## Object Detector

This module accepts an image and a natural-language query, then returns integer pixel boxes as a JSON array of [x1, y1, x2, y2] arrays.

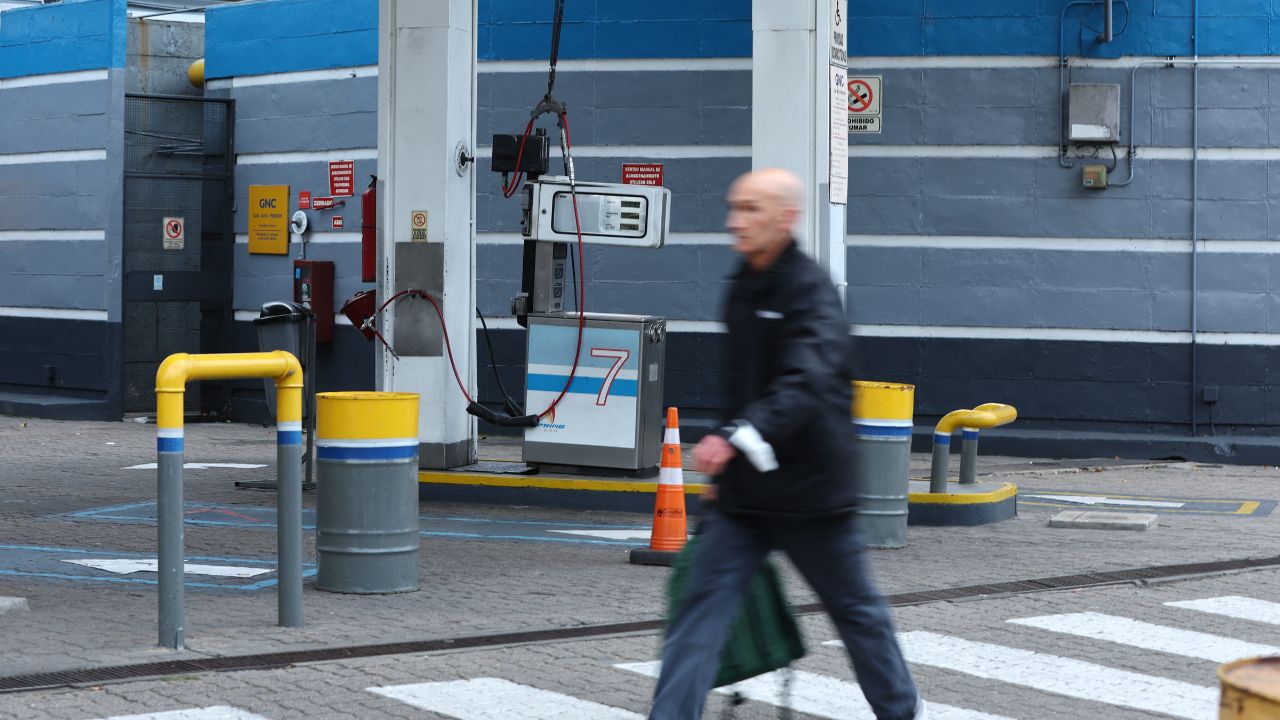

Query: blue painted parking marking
[[0, 544, 316, 591], [68, 503, 652, 546]]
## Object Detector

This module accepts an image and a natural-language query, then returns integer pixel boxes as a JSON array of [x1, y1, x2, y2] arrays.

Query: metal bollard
[[155, 351, 305, 650], [850, 381, 915, 549], [315, 392, 421, 594], [929, 403, 1017, 493]]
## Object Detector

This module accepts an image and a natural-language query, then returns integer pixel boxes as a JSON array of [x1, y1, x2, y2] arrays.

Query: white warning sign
[[162, 217, 185, 250], [848, 75, 882, 134]]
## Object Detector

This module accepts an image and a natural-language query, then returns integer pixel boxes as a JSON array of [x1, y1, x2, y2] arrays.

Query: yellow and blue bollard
[[155, 351, 304, 650]]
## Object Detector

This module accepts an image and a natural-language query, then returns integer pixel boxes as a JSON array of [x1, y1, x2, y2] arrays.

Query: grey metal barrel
[[315, 391, 421, 593], [850, 380, 915, 549]]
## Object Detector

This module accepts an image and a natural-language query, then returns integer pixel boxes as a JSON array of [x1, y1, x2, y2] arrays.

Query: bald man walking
[[649, 169, 923, 720]]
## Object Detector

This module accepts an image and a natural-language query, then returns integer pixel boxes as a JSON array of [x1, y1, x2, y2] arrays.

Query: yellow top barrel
[[1220, 657, 1280, 719]]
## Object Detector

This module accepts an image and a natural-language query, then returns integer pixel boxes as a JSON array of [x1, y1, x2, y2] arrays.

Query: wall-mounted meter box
[[1068, 83, 1121, 144], [522, 177, 670, 248]]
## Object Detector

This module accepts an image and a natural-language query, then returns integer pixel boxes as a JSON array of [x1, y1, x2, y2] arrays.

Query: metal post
[[959, 429, 979, 484], [277, 415, 303, 626], [156, 426, 184, 650], [929, 432, 950, 494]]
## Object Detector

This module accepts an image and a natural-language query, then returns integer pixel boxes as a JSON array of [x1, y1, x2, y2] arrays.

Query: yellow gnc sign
[[249, 185, 290, 255]]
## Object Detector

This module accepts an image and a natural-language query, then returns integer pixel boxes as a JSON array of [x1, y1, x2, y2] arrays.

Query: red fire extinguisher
[[361, 175, 377, 283]]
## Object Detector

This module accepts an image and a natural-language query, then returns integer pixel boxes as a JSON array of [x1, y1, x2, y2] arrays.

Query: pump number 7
[[589, 348, 630, 406]]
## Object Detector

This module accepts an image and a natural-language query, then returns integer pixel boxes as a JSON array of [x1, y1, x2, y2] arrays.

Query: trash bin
[[851, 380, 915, 549], [315, 391, 421, 594], [254, 301, 313, 421]]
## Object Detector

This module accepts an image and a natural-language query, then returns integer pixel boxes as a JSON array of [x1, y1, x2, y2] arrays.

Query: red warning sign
[[298, 191, 311, 209], [622, 163, 664, 186], [329, 160, 355, 197], [332, 216, 344, 229], [312, 196, 335, 210]]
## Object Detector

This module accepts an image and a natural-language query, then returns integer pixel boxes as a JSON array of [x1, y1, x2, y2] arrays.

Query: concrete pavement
[[1, 416, 1279, 717]]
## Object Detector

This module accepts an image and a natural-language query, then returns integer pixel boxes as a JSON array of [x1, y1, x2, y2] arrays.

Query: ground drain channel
[[3, 553, 1278, 693]]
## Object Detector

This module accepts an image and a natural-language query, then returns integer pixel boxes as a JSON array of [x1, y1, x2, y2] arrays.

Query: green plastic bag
[[666, 534, 807, 688]]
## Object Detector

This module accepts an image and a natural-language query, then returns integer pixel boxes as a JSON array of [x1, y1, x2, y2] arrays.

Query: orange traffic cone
[[629, 407, 688, 566]]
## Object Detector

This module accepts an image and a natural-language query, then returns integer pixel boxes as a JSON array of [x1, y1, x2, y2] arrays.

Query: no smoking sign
[[848, 75, 882, 134], [162, 216, 185, 250]]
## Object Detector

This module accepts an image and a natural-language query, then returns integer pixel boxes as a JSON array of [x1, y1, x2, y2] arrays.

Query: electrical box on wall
[[1068, 83, 1121, 144], [1082, 164, 1108, 189]]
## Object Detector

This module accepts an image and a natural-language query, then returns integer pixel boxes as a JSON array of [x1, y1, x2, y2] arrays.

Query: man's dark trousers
[[649, 509, 918, 720]]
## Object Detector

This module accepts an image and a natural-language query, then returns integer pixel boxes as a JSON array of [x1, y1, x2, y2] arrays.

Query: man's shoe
[[912, 697, 928, 720]]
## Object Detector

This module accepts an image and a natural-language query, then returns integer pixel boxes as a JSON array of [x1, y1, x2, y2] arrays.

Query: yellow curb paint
[[907, 483, 1018, 505], [419, 471, 708, 495]]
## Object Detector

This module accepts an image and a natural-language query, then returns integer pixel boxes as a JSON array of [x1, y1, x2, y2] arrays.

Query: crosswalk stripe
[[366, 678, 644, 720], [93, 708, 268, 720], [1166, 595, 1280, 626], [615, 660, 1014, 720], [885, 632, 1218, 720], [1008, 611, 1280, 662]]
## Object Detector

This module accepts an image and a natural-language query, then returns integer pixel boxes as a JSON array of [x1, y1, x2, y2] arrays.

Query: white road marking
[[548, 529, 657, 541], [1023, 494, 1185, 508], [886, 632, 1218, 720], [615, 660, 1012, 720], [1008, 611, 1280, 662], [1167, 596, 1280, 625], [62, 559, 272, 578], [93, 707, 269, 720], [0, 596, 27, 615], [367, 678, 644, 720], [124, 463, 266, 470]]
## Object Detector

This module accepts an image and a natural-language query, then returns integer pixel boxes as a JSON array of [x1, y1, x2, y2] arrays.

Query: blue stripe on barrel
[[316, 445, 417, 461], [854, 424, 914, 438]]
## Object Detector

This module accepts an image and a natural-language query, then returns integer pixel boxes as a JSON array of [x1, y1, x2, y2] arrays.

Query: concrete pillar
[[377, 0, 477, 469], [751, 0, 848, 304]]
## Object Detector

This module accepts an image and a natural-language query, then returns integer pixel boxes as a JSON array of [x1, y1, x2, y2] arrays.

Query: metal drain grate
[[4, 554, 1278, 694]]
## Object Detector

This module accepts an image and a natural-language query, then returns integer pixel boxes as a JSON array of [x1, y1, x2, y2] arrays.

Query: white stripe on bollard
[[367, 678, 644, 719], [886, 632, 1218, 720], [615, 661, 1013, 720], [1166, 595, 1280, 626], [1008, 611, 1280, 662]]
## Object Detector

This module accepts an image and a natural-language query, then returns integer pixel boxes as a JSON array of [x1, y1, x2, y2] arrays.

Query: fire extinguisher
[[361, 175, 377, 283]]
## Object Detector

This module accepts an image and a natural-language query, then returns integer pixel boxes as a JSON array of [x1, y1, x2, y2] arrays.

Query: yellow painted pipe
[[934, 402, 1017, 435], [156, 351, 303, 430]]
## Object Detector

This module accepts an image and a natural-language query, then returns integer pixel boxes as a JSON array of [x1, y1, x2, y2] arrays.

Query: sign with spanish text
[[298, 191, 311, 209], [312, 196, 336, 210], [332, 216, 344, 229], [848, 76, 882, 134], [622, 163, 664, 186], [329, 160, 355, 197], [248, 185, 289, 255], [162, 217, 185, 250]]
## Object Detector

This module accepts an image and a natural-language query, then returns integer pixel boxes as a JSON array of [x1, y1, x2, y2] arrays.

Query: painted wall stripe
[[0, 149, 106, 166], [848, 145, 1280, 161], [848, 234, 1280, 254], [616, 660, 1011, 720], [0, 68, 108, 90], [0, 307, 107, 321], [233, 310, 352, 326], [849, 54, 1280, 70], [889, 632, 1218, 720], [206, 65, 377, 90], [93, 706, 269, 720], [1166, 596, 1280, 626], [853, 324, 1280, 346], [1009, 611, 1280, 663], [237, 148, 378, 165], [478, 232, 732, 246], [367, 678, 644, 720], [474, 145, 751, 159], [0, 230, 106, 242], [234, 232, 361, 245]]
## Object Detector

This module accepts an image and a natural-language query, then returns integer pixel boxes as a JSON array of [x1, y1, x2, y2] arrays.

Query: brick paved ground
[[1, 417, 1278, 718]]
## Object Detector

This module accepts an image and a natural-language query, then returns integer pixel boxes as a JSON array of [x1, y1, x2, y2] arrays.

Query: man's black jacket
[[714, 241, 859, 517]]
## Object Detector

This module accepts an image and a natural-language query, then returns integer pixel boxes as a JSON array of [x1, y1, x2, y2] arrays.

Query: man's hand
[[693, 434, 737, 477]]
